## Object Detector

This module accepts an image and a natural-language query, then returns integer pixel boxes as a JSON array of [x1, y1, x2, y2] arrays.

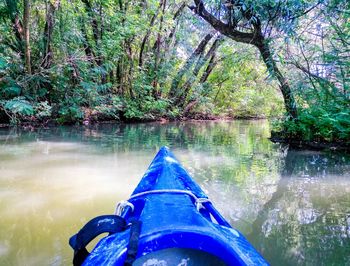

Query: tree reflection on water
[[0, 121, 349, 265], [249, 149, 350, 265]]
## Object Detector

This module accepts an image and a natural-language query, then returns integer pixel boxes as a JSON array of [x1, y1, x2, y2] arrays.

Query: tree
[[41, 0, 61, 69], [169, 33, 214, 101], [0, 0, 348, 134], [190, 0, 303, 119], [23, 0, 31, 74]]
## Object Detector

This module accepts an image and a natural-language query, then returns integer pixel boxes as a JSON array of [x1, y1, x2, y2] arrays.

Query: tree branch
[[190, 0, 256, 45]]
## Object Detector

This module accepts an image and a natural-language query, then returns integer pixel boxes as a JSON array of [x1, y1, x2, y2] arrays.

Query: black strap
[[69, 215, 126, 266], [124, 220, 142, 266]]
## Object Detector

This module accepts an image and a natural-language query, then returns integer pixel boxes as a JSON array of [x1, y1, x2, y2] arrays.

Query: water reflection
[[0, 121, 349, 265], [249, 149, 350, 265]]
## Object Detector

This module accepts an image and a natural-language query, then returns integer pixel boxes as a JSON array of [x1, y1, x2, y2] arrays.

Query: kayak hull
[[83, 147, 268, 265]]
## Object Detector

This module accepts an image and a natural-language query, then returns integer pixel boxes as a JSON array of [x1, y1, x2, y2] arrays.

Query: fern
[[3, 97, 34, 116]]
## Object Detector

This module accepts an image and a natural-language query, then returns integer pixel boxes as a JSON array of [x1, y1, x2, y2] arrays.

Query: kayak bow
[[70, 146, 268, 266]]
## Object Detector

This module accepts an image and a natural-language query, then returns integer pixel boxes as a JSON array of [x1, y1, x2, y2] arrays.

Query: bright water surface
[[0, 120, 349, 266]]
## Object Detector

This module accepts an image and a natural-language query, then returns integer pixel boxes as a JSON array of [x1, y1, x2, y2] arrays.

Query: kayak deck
[[79, 147, 268, 265]]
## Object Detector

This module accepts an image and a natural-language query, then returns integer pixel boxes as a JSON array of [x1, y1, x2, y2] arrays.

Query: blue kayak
[[70, 146, 268, 265]]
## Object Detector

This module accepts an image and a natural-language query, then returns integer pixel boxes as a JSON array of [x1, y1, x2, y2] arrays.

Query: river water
[[0, 121, 349, 266]]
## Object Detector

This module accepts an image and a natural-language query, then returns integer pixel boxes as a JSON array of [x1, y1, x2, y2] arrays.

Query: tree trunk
[[255, 39, 298, 119], [152, 0, 167, 97], [179, 34, 224, 105], [199, 53, 218, 84], [138, 1, 162, 68], [159, 2, 185, 66], [23, 0, 31, 74], [118, 0, 123, 11], [5, 0, 24, 56], [81, 0, 106, 83], [80, 19, 95, 63], [81, 0, 99, 45], [68, 56, 80, 86], [125, 40, 134, 99], [169, 33, 213, 101], [116, 60, 123, 95], [183, 99, 198, 116], [183, 50, 220, 116], [42, 0, 60, 69], [114, 0, 125, 95], [99, 3, 103, 40]]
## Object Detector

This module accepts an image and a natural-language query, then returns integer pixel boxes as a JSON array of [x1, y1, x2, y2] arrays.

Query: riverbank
[[270, 132, 350, 152], [1, 116, 349, 152], [0, 110, 266, 128]]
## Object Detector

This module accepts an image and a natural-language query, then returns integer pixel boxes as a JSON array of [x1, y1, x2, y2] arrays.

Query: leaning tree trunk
[[163, 2, 186, 55], [199, 52, 218, 84], [183, 49, 220, 116], [178, 34, 224, 106], [169, 33, 213, 101], [255, 39, 298, 119]]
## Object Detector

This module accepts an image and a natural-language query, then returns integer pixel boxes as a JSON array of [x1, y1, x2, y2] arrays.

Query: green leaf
[[0, 58, 7, 70], [2, 86, 21, 97], [3, 97, 34, 116]]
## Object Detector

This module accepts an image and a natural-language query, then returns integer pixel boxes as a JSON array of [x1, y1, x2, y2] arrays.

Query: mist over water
[[0, 121, 349, 265]]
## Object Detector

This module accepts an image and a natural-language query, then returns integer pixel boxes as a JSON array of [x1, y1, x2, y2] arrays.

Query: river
[[0, 120, 349, 265]]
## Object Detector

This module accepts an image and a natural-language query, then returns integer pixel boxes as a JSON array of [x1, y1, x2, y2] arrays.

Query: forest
[[0, 0, 349, 145]]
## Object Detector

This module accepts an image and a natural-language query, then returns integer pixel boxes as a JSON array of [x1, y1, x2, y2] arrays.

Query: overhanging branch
[[190, 0, 256, 45]]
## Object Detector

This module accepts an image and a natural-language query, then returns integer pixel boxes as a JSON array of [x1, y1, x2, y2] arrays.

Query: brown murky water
[[0, 121, 349, 265]]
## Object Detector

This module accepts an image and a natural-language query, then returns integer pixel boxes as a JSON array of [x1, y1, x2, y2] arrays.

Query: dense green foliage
[[0, 0, 349, 144], [0, 0, 281, 125], [209, 43, 284, 118], [271, 1, 350, 143]]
